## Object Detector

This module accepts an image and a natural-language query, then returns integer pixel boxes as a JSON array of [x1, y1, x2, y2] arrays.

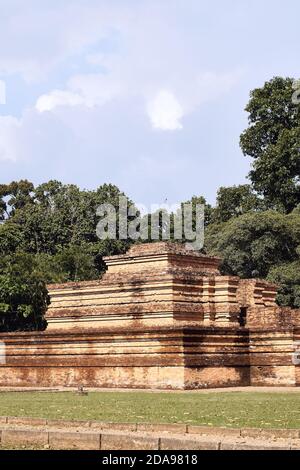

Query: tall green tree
[[205, 211, 299, 279], [240, 77, 300, 212], [0, 180, 135, 285], [213, 185, 264, 223]]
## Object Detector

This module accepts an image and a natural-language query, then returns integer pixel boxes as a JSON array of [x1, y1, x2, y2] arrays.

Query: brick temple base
[[0, 242, 299, 389]]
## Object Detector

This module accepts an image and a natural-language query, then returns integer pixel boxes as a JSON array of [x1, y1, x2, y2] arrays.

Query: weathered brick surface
[[90, 422, 137, 432], [48, 431, 100, 450], [0, 419, 299, 450], [2, 429, 48, 446], [220, 441, 291, 451], [160, 437, 220, 450], [188, 426, 241, 437], [101, 432, 158, 450], [0, 242, 299, 390], [241, 428, 300, 439]]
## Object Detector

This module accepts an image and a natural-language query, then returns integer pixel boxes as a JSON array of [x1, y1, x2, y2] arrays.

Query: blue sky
[[0, 0, 299, 205]]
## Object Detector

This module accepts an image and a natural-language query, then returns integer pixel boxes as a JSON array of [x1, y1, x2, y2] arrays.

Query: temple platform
[[0, 242, 299, 389]]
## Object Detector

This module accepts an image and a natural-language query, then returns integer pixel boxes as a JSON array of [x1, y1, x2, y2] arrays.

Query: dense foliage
[[240, 77, 300, 212], [205, 208, 300, 307], [0, 181, 134, 329], [205, 77, 300, 307], [0, 253, 49, 331]]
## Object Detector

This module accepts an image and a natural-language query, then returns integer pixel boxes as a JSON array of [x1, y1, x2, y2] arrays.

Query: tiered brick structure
[[0, 242, 299, 389]]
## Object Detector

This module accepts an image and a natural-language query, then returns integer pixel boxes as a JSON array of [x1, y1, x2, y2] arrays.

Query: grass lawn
[[0, 391, 300, 429]]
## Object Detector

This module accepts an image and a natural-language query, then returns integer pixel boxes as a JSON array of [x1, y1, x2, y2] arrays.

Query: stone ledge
[[0, 427, 297, 450], [241, 428, 300, 439], [188, 426, 241, 437], [90, 422, 137, 432], [160, 437, 220, 450], [48, 431, 100, 450], [1, 416, 300, 442], [220, 441, 291, 451], [1, 429, 49, 446], [101, 432, 158, 450]]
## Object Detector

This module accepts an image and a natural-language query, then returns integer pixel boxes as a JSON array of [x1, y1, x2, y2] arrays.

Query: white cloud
[[36, 90, 85, 112], [0, 2, 130, 82], [0, 0, 246, 196], [0, 116, 20, 161], [0, 81, 6, 105], [36, 74, 122, 112], [1, 1, 244, 132], [68, 74, 122, 107], [147, 90, 183, 131]]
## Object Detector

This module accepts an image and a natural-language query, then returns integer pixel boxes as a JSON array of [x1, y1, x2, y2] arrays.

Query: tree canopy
[[240, 77, 300, 212], [212, 185, 264, 223], [0, 180, 134, 330], [0, 253, 49, 331], [205, 210, 299, 276]]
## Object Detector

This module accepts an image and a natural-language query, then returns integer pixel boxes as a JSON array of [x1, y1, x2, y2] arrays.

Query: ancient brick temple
[[0, 242, 300, 389]]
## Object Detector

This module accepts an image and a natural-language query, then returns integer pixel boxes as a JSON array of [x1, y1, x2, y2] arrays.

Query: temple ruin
[[0, 242, 299, 389]]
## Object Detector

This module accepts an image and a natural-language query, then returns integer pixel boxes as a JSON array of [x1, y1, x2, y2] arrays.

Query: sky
[[0, 0, 299, 206]]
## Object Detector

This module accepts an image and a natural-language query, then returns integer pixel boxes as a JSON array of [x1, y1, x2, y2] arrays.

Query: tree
[[240, 77, 300, 212], [0, 253, 49, 331], [181, 196, 213, 228], [268, 261, 300, 308], [33, 246, 99, 284], [0, 222, 23, 255], [213, 185, 264, 223], [138, 196, 212, 249], [4, 180, 134, 277], [205, 211, 299, 279], [0, 180, 139, 331], [0, 180, 34, 220]]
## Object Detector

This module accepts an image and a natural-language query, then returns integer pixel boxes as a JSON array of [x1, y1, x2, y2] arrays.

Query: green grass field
[[1, 391, 300, 429]]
